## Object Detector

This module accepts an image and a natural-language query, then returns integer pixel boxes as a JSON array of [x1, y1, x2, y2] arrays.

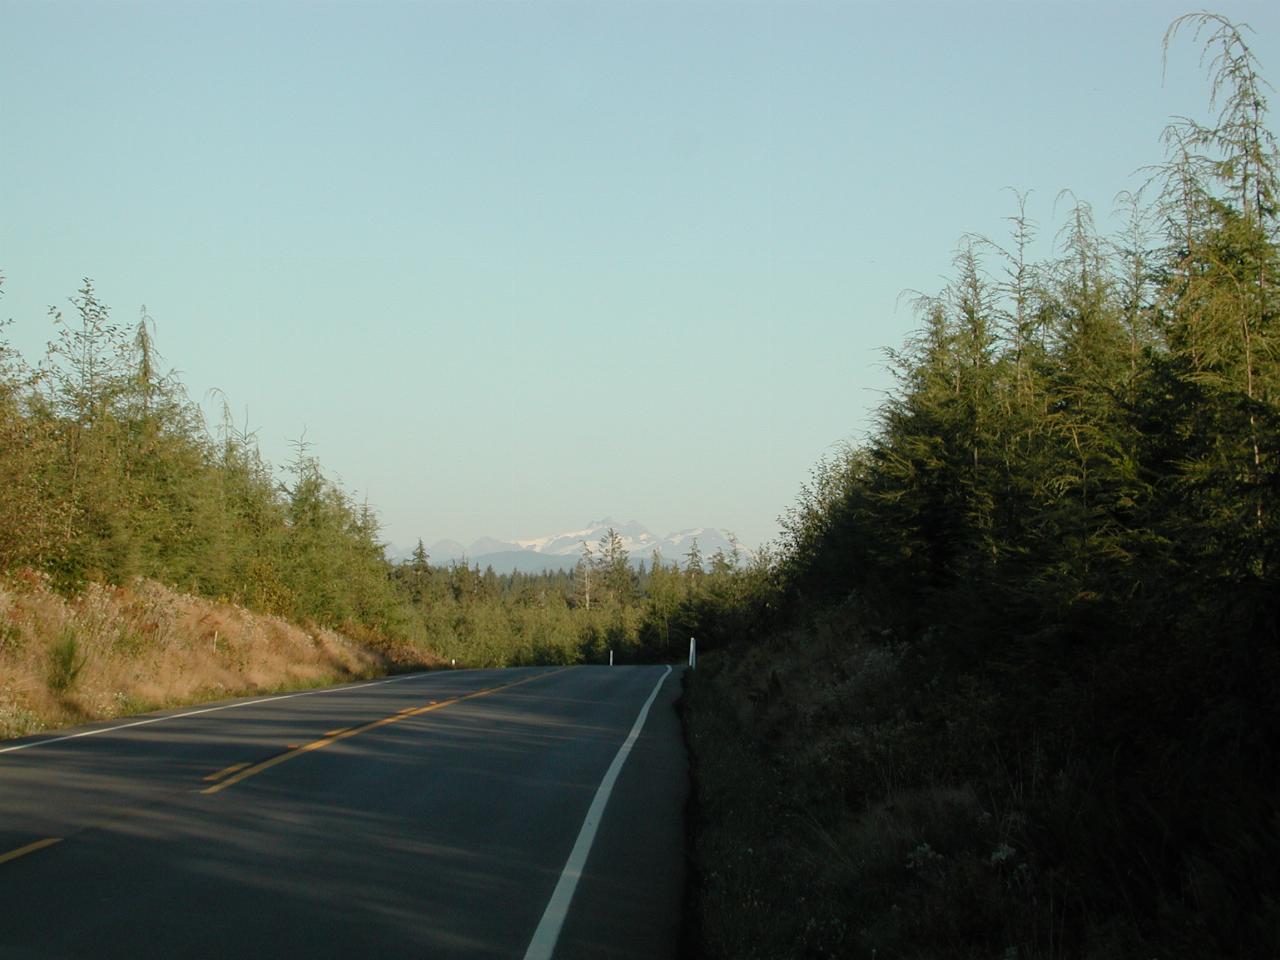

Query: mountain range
[[393, 518, 745, 574]]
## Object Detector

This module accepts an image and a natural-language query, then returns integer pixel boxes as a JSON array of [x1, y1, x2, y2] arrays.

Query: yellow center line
[[0, 837, 62, 865], [202, 668, 568, 796], [203, 761, 252, 782], [323, 727, 351, 738]]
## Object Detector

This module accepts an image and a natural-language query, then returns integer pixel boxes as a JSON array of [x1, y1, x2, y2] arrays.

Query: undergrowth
[[681, 595, 1277, 959]]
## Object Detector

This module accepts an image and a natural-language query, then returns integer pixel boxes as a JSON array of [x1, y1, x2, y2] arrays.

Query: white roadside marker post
[[689, 636, 696, 669], [609, 649, 613, 667]]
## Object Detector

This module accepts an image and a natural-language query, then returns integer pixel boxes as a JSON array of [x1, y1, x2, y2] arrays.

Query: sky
[[3, 0, 1278, 552]]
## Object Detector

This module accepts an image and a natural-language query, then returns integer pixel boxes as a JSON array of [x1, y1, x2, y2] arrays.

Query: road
[[0, 665, 687, 959]]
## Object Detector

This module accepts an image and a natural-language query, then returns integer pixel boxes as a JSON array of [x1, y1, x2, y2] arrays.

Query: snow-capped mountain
[[512, 517, 658, 557], [422, 518, 746, 573]]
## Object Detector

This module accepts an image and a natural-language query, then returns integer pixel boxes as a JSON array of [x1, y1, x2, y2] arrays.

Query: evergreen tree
[[598, 527, 632, 605], [683, 537, 704, 586]]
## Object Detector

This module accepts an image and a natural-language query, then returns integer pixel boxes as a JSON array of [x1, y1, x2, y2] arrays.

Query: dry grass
[[0, 569, 443, 740]]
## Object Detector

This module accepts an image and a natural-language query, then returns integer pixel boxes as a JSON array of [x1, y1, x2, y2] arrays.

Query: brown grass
[[0, 569, 443, 740]]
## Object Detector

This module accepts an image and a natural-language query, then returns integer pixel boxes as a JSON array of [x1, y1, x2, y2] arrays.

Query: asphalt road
[[0, 665, 687, 959]]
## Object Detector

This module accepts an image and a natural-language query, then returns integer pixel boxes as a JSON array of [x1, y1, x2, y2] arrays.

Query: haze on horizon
[[3, 0, 1277, 552]]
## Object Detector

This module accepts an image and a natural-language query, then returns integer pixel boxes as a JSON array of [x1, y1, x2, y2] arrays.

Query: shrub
[[48, 628, 88, 692]]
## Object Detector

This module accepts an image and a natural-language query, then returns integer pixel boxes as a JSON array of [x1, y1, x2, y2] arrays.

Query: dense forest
[[683, 14, 1279, 960]]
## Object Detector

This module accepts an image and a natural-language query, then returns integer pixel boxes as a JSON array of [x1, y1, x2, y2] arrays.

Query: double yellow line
[[202, 667, 566, 795], [0, 837, 61, 865], [0, 669, 567, 867]]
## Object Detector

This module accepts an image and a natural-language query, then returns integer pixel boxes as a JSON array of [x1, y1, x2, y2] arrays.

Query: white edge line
[[522, 664, 673, 960], [0, 668, 485, 756]]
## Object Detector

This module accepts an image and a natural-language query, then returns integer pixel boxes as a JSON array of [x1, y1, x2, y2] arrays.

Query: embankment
[[0, 570, 442, 740]]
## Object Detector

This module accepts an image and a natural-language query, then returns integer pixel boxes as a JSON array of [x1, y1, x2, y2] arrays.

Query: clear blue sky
[[3, 1, 1277, 551]]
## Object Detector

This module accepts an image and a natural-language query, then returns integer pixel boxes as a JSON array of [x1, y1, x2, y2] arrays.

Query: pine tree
[[598, 527, 632, 605], [683, 538, 704, 587], [1159, 13, 1280, 575]]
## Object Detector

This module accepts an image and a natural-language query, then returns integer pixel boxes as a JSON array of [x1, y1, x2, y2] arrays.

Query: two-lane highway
[[0, 665, 687, 959]]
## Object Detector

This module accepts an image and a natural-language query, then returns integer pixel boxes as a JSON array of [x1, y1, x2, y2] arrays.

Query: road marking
[[202, 668, 568, 795], [0, 837, 62, 865], [522, 665, 673, 960], [323, 727, 351, 738], [0, 670, 455, 756], [202, 762, 252, 782]]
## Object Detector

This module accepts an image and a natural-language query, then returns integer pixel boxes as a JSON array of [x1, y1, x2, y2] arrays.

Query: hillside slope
[[0, 571, 441, 740]]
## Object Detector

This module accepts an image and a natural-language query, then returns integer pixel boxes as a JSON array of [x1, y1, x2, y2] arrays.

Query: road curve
[[0, 665, 687, 959]]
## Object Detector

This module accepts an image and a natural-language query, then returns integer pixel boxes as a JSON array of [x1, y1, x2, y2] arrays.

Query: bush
[[47, 629, 87, 692]]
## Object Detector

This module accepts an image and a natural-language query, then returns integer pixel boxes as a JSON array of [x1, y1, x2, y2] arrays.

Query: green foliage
[[1, 272, 759, 672], [686, 15, 1280, 960], [47, 629, 87, 692], [2, 273, 764, 678], [0, 283, 447, 654]]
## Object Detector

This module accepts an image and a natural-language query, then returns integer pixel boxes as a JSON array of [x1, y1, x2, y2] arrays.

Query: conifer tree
[[684, 538, 704, 587], [1159, 13, 1280, 574], [598, 527, 632, 605]]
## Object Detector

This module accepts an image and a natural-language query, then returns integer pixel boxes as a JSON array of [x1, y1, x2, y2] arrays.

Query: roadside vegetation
[[0, 572, 430, 739], [0, 277, 747, 734], [391, 530, 766, 668], [683, 14, 1280, 959]]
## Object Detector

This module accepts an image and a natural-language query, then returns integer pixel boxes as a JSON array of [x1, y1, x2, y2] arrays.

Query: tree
[[575, 540, 595, 610], [40, 280, 135, 583], [684, 538, 704, 587], [0, 278, 65, 570], [410, 539, 430, 571], [644, 548, 682, 658], [1159, 13, 1280, 573], [598, 527, 633, 605], [401, 540, 431, 607]]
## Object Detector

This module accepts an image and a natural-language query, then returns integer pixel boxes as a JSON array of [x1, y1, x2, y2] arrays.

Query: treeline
[[685, 14, 1278, 959], [0, 283, 412, 653], [388, 530, 760, 666], [0, 302, 747, 668]]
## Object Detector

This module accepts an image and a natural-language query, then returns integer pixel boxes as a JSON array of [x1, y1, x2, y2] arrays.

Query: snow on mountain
[[649, 527, 746, 567], [421, 519, 746, 573], [511, 524, 600, 555], [521, 517, 660, 557]]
